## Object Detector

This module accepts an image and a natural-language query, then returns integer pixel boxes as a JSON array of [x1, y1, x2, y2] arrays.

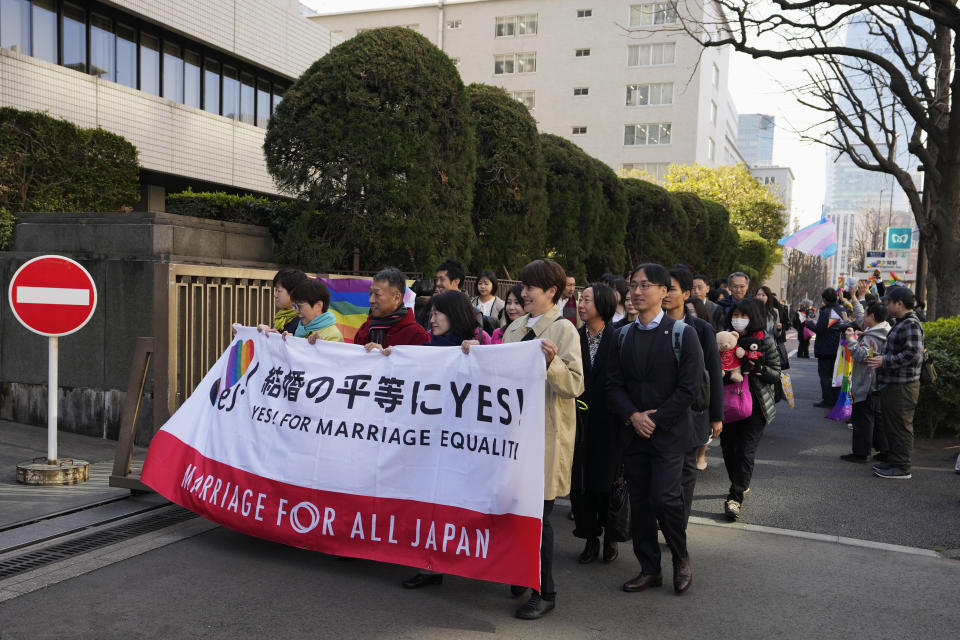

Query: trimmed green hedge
[[917, 315, 960, 437], [0, 107, 139, 214], [165, 189, 295, 240]]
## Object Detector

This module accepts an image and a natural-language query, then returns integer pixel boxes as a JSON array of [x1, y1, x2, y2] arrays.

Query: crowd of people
[[255, 258, 928, 620]]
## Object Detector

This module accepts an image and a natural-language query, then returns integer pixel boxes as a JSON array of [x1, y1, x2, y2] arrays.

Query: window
[[163, 41, 183, 102], [494, 52, 536, 74], [518, 14, 537, 35], [577, 9, 593, 18], [572, 126, 587, 135], [240, 71, 255, 125], [517, 52, 536, 73], [573, 87, 589, 96], [495, 14, 537, 37], [272, 83, 286, 114], [222, 64, 239, 119], [493, 54, 514, 75], [60, 2, 85, 72], [495, 16, 515, 37], [446, 19, 461, 29], [203, 58, 220, 114], [115, 23, 136, 88], [31, 0, 56, 63], [627, 42, 675, 66], [710, 100, 717, 124], [708, 137, 716, 161], [1, 0, 30, 54], [622, 162, 670, 180], [626, 82, 673, 106], [712, 63, 720, 88], [512, 90, 535, 109], [624, 123, 672, 146], [140, 32, 160, 95], [629, 2, 678, 26], [256, 77, 270, 127], [184, 50, 201, 108], [87, 13, 114, 80], [575, 48, 590, 57]]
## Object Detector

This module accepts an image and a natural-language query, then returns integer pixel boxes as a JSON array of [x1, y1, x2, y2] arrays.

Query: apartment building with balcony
[[0, 0, 340, 207], [310, 0, 743, 180]]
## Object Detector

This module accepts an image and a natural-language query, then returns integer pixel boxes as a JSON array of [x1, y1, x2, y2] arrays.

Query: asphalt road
[[1, 518, 957, 640], [690, 348, 960, 551]]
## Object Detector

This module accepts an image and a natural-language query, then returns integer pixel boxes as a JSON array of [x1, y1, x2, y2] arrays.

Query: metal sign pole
[[48, 336, 58, 465]]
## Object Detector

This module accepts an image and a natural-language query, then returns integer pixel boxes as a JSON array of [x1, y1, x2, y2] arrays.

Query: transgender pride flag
[[778, 216, 838, 258], [318, 275, 417, 343]]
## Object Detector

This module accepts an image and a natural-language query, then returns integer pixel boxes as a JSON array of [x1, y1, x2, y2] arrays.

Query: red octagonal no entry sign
[[8, 255, 98, 337]]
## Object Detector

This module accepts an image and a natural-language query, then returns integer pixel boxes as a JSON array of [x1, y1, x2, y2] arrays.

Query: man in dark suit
[[666, 267, 724, 524], [607, 263, 703, 595]]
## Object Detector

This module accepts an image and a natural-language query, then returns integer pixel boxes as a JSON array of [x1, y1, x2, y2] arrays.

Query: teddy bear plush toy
[[737, 334, 764, 374], [716, 330, 744, 383]]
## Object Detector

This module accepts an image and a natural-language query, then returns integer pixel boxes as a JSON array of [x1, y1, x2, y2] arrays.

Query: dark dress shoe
[[510, 585, 528, 598], [872, 452, 889, 462], [840, 453, 868, 463], [401, 572, 443, 589], [622, 573, 663, 592], [578, 537, 600, 564], [602, 539, 619, 563], [673, 555, 693, 594], [515, 592, 555, 620], [813, 401, 832, 408]]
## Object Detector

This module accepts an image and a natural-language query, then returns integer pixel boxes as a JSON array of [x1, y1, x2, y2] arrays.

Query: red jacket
[[353, 308, 430, 347]]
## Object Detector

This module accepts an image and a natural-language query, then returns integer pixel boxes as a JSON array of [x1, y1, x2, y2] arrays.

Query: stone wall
[[0, 212, 274, 446]]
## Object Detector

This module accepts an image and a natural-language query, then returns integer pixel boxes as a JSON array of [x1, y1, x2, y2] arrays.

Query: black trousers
[[540, 500, 555, 597], [623, 446, 687, 575], [571, 490, 610, 540], [851, 392, 888, 457], [681, 447, 698, 527], [817, 355, 839, 405], [797, 338, 810, 358], [720, 409, 766, 503]]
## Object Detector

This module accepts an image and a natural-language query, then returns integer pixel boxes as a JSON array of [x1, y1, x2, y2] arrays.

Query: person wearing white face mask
[[720, 298, 781, 521]]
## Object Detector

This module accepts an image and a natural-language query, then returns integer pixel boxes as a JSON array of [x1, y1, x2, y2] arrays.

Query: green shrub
[[737, 228, 774, 287], [165, 188, 295, 240], [0, 107, 139, 212], [0, 206, 14, 250], [916, 315, 960, 437]]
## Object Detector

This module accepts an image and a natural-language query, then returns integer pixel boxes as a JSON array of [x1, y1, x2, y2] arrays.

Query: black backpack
[[618, 319, 711, 413]]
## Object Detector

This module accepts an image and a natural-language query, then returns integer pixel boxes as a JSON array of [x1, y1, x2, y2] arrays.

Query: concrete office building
[[310, 0, 743, 180], [737, 113, 774, 167], [0, 0, 339, 207]]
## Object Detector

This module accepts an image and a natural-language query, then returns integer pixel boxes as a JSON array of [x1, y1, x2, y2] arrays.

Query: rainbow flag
[[827, 343, 853, 422], [318, 275, 416, 343], [778, 216, 838, 257]]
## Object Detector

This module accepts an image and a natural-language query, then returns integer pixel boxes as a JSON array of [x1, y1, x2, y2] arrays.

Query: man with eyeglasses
[[607, 263, 704, 596]]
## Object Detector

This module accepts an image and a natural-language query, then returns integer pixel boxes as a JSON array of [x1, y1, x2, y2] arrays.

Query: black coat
[[683, 314, 724, 447], [814, 302, 845, 357], [572, 324, 622, 494], [606, 316, 704, 455]]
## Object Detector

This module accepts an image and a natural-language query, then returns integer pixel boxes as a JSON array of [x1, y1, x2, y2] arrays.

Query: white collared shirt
[[634, 309, 665, 331]]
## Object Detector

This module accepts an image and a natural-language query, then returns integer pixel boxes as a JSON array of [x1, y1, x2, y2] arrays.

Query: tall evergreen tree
[[466, 84, 547, 278], [264, 28, 476, 273]]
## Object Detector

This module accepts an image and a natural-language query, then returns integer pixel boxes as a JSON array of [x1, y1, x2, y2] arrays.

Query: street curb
[[554, 498, 946, 559], [687, 516, 944, 558]]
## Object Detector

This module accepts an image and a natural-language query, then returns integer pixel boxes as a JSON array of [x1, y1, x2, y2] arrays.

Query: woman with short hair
[[570, 283, 622, 565]]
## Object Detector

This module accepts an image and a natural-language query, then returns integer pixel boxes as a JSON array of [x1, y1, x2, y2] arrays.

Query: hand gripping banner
[[142, 327, 546, 588]]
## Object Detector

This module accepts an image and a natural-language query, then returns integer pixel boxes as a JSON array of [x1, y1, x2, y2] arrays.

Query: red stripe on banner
[[141, 431, 542, 589]]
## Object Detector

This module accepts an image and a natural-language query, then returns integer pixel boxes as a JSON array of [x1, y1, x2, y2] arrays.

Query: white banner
[[142, 327, 546, 587]]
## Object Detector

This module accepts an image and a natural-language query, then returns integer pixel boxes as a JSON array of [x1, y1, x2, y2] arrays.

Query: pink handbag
[[802, 326, 814, 341], [723, 377, 753, 423]]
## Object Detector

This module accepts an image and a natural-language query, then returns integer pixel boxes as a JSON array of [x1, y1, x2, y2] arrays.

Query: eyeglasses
[[629, 281, 660, 291]]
